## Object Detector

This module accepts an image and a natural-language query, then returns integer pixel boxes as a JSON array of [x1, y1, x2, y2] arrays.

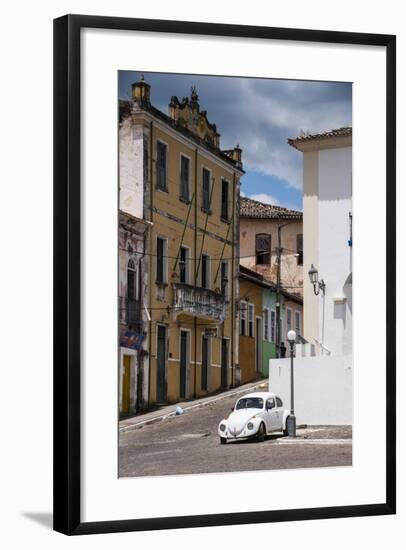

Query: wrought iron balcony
[[172, 283, 226, 322]]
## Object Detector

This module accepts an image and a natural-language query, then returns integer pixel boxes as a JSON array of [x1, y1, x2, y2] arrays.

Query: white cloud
[[249, 193, 280, 205], [120, 73, 352, 190]]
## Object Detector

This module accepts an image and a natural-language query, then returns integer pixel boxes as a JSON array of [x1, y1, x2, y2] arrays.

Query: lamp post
[[308, 264, 326, 296], [286, 329, 297, 437]]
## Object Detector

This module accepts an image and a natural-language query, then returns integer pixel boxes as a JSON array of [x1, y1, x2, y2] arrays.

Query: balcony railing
[[172, 283, 226, 322]]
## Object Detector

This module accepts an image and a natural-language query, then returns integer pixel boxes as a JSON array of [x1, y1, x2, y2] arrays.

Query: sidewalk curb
[[119, 380, 268, 434]]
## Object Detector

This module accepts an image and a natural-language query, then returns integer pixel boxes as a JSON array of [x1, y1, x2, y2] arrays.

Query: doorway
[[180, 330, 189, 399], [122, 355, 131, 414], [221, 338, 229, 389], [156, 325, 167, 402], [201, 334, 210, 391], [256, 317, 262, 374]]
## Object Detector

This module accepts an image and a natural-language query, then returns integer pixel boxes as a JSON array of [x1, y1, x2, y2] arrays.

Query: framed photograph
[[53, 14, 396, 535]]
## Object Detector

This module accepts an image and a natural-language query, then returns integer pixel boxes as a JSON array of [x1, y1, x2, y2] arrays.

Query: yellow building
[[238, 265, 268, 385], [119, 78, 244, 406]]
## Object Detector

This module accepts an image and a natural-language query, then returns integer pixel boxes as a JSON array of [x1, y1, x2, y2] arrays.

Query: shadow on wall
[[333, 301, 346, 327]]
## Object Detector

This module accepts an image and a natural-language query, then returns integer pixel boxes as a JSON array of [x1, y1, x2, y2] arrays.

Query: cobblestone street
[[119, 391, 352, 477]]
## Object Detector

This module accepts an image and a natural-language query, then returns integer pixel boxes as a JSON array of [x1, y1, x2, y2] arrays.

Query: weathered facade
[[280, 290, 303, 350], [239, 265, 302, 380], [238, 266, 267, 384], [118, 213, 150, 415], [239, 196, 303, 358], [239, 197, 303, 296], [119, 78, 244, 406], [261, 285, 278, 377]]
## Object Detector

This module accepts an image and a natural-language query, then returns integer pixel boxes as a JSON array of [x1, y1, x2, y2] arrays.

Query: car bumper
[[218, 427, 258, 439]]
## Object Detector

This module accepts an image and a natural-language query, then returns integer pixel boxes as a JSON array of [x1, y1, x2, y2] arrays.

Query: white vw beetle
[[218, 392, 290, 444]]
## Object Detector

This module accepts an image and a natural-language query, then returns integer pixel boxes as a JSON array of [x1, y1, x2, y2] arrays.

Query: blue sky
[[119, 72, 352, 211]]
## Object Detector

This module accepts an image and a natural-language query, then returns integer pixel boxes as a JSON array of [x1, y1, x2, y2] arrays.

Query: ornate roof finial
[[140, 74, 144, 81], [190, 85, 199, 102]]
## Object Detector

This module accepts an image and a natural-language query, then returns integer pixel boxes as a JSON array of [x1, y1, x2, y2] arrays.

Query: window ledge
[[179, 196, 191, 205]]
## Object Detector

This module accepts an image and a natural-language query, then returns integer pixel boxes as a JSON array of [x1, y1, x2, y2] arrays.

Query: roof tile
[[240, 196, 302, 220], [288, 126, 352, 149]]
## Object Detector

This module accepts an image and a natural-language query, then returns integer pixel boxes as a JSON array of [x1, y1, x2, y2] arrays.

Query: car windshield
[[235, 397, 264, 410]]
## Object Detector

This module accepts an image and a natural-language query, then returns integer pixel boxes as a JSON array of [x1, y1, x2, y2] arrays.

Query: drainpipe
[[193, 148, 198, 398], [231, 172, 236, 387], [147, 120, 153, 407], [276, 224, 282, 358]]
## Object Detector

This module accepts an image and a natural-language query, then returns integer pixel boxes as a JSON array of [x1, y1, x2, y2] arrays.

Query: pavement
[[119, 379, 269, 433], [119, 386, 352, 477]]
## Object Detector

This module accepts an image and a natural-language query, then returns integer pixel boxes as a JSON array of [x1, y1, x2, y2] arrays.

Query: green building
[[261, 286, 303, 378], [261, 286, 278, 377]]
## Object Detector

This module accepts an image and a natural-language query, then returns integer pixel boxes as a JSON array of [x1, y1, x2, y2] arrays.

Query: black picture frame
[[53, 14, 396, 536]]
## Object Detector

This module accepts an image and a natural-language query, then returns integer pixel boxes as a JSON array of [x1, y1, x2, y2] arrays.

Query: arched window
[[127, 258, 137, 301]]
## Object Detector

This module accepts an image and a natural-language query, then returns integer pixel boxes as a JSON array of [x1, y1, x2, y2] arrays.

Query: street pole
[[275, 225, 282, 357], [287, 329, 297, 437], [290, 341, 294, 416]]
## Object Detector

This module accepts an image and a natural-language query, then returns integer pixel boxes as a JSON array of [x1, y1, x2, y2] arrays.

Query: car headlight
[[220, 423, 226, 432], [247, 422, 254, 430]]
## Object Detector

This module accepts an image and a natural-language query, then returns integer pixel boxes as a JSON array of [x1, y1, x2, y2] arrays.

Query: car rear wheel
[[283, 417, 289, 436], [256, 423, 265, 443], [220, 437, 227, 445]]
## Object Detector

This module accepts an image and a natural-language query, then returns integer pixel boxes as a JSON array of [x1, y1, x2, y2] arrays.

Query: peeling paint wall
[[239, 217, 303, 296], [123, 109, 242, 405], [118, 217, 147, 413], [119, 119, 145, 219], [238, 277, 263, 384]]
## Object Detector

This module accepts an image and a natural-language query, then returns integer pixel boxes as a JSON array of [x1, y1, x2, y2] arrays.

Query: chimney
[[131, 75, 151, 107], [232, 144, 242, 167]]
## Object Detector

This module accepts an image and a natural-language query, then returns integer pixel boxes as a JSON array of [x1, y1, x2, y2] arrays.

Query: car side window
[[266, 398, 275, 410], [276, 397, 283, 407]]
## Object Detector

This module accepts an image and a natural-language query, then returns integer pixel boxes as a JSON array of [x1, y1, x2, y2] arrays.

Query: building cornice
[[123, 108, 245, 177], [288, 127, 352, 152]]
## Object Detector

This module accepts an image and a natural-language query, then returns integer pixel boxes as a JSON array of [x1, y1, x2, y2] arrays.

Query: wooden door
[[122, 355, 131, 414], [156, 325, 167, 402], [201, 335, 209, 391], [221, 338, 229, 388], [180, 331, 188, 399], [256, 317, 262, 373]]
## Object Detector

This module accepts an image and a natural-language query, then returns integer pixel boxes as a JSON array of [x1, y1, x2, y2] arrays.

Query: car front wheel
[[220, 437, 227, 445], [256, 423, 265, 443]]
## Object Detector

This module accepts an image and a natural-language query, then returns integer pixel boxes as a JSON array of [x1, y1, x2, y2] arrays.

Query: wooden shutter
[[202, 169, 210, 211], [297, 233, 303, 265], [255, 234, 271, 265], [156, 238, 164, 283], [181, 156, 189, 200], [221, 179, 229, 220], [157, 142, 167, 190]]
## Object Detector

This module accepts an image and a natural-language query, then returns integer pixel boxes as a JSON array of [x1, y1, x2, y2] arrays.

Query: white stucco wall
[[269, 355, 352, 425], [318, 147, 352, 355], [119, 120, 145, 219], [302, 144, 352, 356]]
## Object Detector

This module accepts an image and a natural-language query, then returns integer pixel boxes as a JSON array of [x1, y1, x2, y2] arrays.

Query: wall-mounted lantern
[[308, 264, 326, 296]]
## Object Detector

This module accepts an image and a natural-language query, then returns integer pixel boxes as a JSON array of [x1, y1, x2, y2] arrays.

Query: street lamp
[[286, 329, 297, 438], [308, 264, 326, 296]]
